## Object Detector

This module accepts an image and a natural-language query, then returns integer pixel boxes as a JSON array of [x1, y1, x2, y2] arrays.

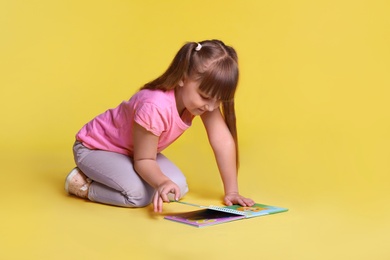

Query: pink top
[[76, 89, 194, 156]]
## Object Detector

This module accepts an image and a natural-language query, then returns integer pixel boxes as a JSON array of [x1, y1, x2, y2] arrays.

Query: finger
[[157, 197, 163, 212], [162, 186, 181, 202], [172, 186, 181, 201], [240, 197, 255, 206], [160, 189, 169, 202], [245, 198, 255, 206], [237, 197, 246, 207], [154, 194, 163, 212], [153, 191, 159, 212], [224, 197, 233, 206]]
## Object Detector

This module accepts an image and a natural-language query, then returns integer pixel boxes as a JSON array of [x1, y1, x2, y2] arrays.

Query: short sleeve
[[133, 103, 168, 136]]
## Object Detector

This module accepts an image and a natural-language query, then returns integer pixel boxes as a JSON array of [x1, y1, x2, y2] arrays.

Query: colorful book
[[164, 201, 288, 227]]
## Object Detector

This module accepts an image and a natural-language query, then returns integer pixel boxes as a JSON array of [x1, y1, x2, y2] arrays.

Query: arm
[[132, 122, 180, 212], [201, 109, 254, 207]]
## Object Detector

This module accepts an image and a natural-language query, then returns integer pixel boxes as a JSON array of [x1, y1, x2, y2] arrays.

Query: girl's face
[[178, 78, 221, 116]]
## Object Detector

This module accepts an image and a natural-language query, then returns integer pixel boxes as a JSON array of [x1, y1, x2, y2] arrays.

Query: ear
[[178, 80, 184, 87]]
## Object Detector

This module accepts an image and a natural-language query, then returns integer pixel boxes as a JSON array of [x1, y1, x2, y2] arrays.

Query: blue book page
[[223, 203, 288, 218]]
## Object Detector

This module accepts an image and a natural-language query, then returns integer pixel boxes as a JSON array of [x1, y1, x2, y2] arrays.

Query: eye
[[200, 94, 211, 100]]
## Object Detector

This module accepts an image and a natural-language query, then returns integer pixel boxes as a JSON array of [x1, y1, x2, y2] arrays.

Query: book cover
[[164, 209, 245, 227], [164, 202, 288, 227]]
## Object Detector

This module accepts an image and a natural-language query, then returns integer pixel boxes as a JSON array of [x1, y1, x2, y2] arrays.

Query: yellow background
[[1, 0, 389, 259]]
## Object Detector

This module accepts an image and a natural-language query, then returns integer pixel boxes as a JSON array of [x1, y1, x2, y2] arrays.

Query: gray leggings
[[73, 141, 189, 207]]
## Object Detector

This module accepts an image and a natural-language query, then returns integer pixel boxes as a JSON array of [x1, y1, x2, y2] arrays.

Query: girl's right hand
[[153, 179, 181, 212]]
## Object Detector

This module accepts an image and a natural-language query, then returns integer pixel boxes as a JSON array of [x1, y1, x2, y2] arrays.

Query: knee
[[174, 177, 189, 199], [122, 189, 153, 208], [156, 153, 188, 198], [118, 174, 189, 207], [122, 182, 188, 207], [123, 197, 152, 208], [124, 182, 188, 207]]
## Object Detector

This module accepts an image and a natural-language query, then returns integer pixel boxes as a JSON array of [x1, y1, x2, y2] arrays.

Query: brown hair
[[141, 40, 240, 167]]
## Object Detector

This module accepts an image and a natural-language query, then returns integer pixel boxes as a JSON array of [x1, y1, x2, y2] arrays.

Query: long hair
[[142, 40, 240, 168]]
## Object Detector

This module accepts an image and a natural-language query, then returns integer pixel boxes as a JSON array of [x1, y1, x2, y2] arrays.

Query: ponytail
[[141, 42, 197, 90]]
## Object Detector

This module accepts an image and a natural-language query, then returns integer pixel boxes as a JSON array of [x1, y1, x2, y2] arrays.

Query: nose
[[205, 100, 220, 112]]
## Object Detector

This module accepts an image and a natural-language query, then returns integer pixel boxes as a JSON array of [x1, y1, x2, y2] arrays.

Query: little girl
[[65, 39, 254, 212]]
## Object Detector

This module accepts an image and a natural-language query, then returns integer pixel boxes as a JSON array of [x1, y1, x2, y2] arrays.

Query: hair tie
[[195, 43, 202, 51]]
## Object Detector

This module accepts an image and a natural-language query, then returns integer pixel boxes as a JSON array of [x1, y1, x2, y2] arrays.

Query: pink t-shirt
[[76, 89, 194, 156]]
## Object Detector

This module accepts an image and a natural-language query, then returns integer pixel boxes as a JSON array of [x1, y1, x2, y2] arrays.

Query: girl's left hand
[[224, 192, 255, 207]]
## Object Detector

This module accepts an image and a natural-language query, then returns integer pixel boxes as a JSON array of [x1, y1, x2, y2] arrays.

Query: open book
[[164, 201, 288, 227]]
